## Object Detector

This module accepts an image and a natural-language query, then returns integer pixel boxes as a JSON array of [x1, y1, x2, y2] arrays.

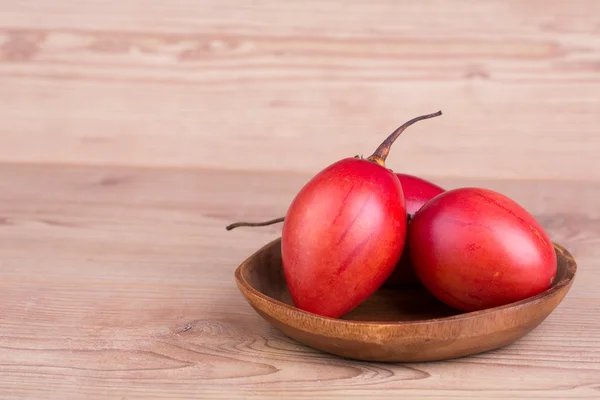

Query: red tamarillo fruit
[[280, 112, 442, 318], [408, 187, 557, 312]]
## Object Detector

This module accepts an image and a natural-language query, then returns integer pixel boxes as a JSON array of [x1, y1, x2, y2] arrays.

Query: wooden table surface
[[1, 1, 599, 399]]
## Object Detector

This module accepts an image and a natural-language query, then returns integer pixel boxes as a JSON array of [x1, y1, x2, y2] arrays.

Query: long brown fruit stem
[[367, 111, 442, 167], [225, 217, 285, 231], [226, 214, 414, 231]]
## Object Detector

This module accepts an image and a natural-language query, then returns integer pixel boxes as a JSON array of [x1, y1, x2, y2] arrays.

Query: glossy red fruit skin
[[398, 174, 446, 215], [408, 187, 557, 312], [384, 174, 445, 287], [281, 157, 407, 318]]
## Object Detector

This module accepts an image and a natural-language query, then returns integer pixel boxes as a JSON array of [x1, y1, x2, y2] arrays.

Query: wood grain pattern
[[0, 0, 599, 398], [0, 0, 599, 180], [0, 163, 598, 399]]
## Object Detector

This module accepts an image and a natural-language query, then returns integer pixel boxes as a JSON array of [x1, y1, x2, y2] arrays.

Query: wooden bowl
[[234, 238, 577, 362]]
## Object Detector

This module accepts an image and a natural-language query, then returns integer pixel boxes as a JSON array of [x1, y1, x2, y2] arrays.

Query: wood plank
[[0, 298, 598, 399], [1, 0, 599, 36], [0, 76, 598, 180], [0, 164, 598, 400], [1, 0, 599, 180]]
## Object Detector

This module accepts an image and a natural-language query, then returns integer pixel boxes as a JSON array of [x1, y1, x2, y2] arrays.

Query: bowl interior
[[241, 238, 574, 322]]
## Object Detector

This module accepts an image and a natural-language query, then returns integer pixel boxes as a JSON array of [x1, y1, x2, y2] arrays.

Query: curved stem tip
[[367, 111, 442, 167]]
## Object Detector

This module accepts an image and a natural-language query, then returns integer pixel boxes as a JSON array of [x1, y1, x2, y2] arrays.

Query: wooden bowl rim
[[235, 237, 577, 327]]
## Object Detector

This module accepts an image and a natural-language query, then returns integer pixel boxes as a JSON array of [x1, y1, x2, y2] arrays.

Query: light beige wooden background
[[1, 1, 599, 399], [1, 0, 598, 179]]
